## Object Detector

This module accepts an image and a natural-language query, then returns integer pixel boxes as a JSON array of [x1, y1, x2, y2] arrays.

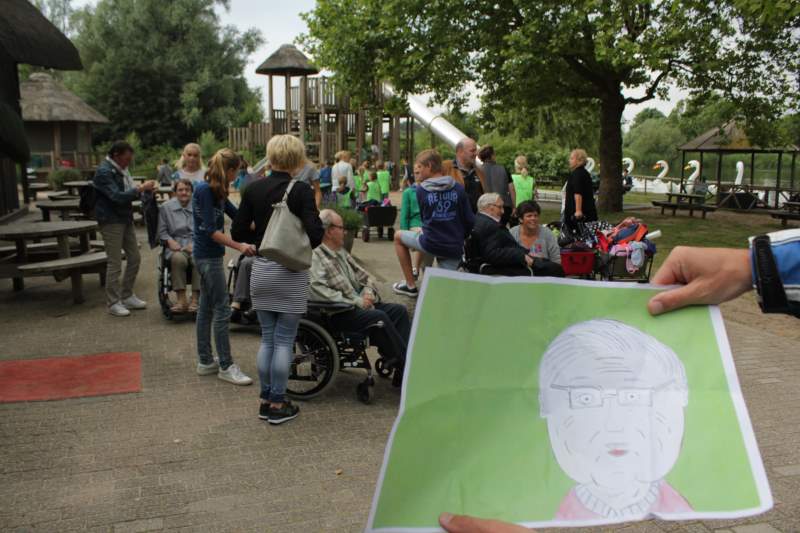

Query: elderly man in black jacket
[[469, 193, 564, 277]]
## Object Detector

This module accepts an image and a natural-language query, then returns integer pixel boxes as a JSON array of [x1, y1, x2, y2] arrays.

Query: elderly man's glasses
[[551, 381, 675, 409]]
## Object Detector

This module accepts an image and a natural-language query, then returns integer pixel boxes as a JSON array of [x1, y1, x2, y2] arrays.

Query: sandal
[[170, 302, 189, 313]]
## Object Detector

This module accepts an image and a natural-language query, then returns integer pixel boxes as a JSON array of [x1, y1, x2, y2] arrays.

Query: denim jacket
[[92, 158, 140, 224]]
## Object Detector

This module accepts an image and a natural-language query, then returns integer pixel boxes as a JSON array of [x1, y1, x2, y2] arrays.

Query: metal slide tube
[[382, 84, 467, 149]]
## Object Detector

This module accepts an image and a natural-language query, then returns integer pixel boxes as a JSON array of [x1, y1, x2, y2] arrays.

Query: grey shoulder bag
[[258, 179, 312, 271]]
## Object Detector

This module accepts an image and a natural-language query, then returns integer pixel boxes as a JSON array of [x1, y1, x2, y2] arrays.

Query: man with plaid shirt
[[310, 210, 411, 382]]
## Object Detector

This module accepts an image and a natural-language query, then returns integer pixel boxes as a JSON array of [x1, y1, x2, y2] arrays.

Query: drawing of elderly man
[[539, 319, 693, 521]]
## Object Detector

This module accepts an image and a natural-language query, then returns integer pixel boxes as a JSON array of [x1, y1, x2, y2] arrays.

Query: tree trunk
[[597, 94, 625, 212]]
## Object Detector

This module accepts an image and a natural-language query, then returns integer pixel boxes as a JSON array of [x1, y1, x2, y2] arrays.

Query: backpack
[[79, 183, 97, 217]]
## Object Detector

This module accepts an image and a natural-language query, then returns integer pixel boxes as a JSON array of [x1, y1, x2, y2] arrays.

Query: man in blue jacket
[[93, 141, 156, 317], [392, 149, 475, 297]]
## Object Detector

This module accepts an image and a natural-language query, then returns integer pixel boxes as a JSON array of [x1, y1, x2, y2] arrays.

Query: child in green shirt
[[363, 170, 383, 203]]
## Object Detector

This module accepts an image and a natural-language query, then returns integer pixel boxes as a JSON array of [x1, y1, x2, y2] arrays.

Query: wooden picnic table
[[653, 192, 716, 219], [36, 199, 82, 221], [665, 192, 706, 204], [0, 221, 103, 303], [782, 201, 800, 212], [63, 180, 92, 196]]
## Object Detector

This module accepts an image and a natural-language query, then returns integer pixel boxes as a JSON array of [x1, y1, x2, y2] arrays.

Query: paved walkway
[[0, 206, 798, 532]]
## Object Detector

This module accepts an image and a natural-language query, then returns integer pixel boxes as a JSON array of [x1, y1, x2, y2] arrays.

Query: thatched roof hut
[[0, 0, 82, 70], [255, 44, 318, 76], [0, 0, 84, 217], [21, 73, 108, 124]]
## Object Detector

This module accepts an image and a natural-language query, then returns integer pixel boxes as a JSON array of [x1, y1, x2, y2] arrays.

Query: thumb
[[648, 282, 705, 315]]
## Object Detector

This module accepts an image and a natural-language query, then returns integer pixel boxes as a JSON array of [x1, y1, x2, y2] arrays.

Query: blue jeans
[[195, 257, 233, 369], [256, 311, 302, 403]]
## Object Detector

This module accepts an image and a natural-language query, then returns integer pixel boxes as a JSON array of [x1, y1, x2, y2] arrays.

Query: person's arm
[[293, 185, 324, 248], [157, 206, 180, 250], [211, 230, 255, 255], [309, 259, 364, 307], [230, 188, 255, 244], [224, 199, 238, 219], [574, 193, 583, 218], [439, 513, 533, 533], [481, 225, 528, 267], [312, 180, 322, 208], [93, 167, 141, 205], [509, 182, 517, 211], [400, 190, 411, 230], [545, 230, 561, 264]]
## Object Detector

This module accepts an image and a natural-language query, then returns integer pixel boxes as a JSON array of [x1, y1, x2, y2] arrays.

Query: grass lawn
[[536, 204, 794, 270]]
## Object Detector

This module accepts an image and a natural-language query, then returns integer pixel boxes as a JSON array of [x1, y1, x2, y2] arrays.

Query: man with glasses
[[310, 210, 411, 385], [539, 319, 692, 520]]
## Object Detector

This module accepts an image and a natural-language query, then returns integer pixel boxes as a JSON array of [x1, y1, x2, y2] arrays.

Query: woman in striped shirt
[[231, 135, 324, 425]]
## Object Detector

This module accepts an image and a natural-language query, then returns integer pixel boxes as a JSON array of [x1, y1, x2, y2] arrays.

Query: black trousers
[[329, 302, 411, 366], [482, 258, 564, 277]]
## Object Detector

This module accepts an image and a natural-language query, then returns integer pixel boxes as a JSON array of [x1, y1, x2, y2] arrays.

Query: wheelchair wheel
[[375, 358, 392, 378], [286, 319, 339, 400]]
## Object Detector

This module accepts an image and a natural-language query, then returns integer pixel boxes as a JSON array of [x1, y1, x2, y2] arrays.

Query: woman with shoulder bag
[[231, 135, 324, 425]]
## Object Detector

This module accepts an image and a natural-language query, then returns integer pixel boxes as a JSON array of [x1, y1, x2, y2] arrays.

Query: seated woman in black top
[[564, 148, 597, 228]]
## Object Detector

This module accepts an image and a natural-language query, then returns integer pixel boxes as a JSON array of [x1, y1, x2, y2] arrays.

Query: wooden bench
[[769, 211, 800, 227], [652, 201, 716, 219], [18, 252, 107, 304]]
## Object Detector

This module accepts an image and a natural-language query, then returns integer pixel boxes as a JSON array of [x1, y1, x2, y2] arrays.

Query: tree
[[630, 108, 665, 131], [302, 0, 799, 212], [67, 0, 263, 147], [623, 117, 685, 175]]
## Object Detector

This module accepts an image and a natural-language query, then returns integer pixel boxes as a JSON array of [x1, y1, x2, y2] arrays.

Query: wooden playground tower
[[228, 44, 415, 179]]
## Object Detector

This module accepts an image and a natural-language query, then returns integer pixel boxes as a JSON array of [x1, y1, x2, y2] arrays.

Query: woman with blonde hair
[[172, 142, 205, 183], [192, 148, 256, 386], [511, 154, 535, 207], [231, 135, 324, 425]]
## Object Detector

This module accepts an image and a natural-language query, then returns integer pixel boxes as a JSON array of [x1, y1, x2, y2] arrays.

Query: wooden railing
[[227, 122, 272, 152], [29, 151, 102, 171]]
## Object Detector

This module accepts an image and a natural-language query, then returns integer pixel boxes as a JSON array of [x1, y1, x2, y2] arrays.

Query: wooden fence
[[227, 122, 272, 152]]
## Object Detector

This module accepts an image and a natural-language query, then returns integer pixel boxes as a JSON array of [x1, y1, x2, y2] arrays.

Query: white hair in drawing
[[539, 319, 693, 521]]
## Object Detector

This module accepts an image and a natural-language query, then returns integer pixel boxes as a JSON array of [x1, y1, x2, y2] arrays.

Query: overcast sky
[[72, 0, 685, 126]]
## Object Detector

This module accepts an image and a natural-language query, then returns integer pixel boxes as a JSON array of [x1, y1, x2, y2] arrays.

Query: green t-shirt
[[336, 187, 352, 208], [366, 180, 382, 203], [512, 174, 535, 206], [377, 170, 391, 195], [353, 173, 362, 197]]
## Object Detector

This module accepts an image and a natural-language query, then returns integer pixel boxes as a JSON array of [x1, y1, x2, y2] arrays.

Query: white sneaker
[[196, 359, 219, 375], [108, 302, 131, 317], [121, 295, 147, 310], [217, 364, 253, 385]]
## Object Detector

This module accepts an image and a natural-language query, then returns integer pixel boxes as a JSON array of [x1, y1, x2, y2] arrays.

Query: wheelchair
[[157, 248, 196, 320], [226, 255, 395, 404]]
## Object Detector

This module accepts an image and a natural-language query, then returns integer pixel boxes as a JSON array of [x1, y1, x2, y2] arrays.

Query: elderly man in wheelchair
[[309, 209, 411, 389], [157, 178, 200, 316]]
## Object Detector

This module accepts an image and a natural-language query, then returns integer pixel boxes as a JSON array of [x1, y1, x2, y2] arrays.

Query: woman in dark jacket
[[564, 148, 598, 229], [231, 135, 324, 425]]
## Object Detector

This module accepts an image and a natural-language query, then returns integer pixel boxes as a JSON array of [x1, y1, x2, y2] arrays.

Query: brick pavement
[[1, 208, 798, 532]]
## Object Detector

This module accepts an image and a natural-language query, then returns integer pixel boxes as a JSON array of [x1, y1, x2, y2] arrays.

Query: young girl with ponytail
[[192, 148, 256, 386]]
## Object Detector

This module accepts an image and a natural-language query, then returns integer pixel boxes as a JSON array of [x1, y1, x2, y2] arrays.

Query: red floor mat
[[0, 352, 141, 402]]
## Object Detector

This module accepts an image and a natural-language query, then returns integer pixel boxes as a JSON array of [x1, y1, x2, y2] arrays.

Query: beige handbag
[[258, 179, 312, 271]]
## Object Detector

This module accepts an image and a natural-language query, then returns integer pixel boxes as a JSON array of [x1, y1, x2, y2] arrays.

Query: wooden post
[[391, 114, 401, 188], [299, 75, 308, 143], [791, 152, 797, 192], [715, 150, 722, 206], [267, 74, 273, 127], [680, 151, 686, 193], [776, 151, 783, 208], [750, 152, 756, 186], [356, 110, 365, 162], [320, 108, 328, 165], [285, 74, 292, 134], [53, 123, 62, 163]]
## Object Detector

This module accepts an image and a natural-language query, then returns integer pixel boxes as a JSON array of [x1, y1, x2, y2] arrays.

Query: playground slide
[[250, 84, 467, 174]]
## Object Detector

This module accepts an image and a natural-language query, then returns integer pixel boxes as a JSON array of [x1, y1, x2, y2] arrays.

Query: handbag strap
[[280, 179, 297, 203]]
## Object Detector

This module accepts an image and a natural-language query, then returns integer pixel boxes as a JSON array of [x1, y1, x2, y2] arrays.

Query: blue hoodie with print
[[415, 176, 475, 259]]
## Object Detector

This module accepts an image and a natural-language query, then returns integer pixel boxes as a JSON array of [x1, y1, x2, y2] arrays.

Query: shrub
[[323, 202, 362, 232], [47, 167, 82, 190]]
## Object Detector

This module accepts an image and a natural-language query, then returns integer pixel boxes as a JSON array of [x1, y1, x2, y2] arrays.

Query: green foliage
[[323, 203, 362, 231], [630, 108, 666, 130], [302, 0, 798, 212], [67, 0, 263, 147], [198, 131, 224, 160], [623, 118, 685, 176], [47, 167, 82, 190]]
